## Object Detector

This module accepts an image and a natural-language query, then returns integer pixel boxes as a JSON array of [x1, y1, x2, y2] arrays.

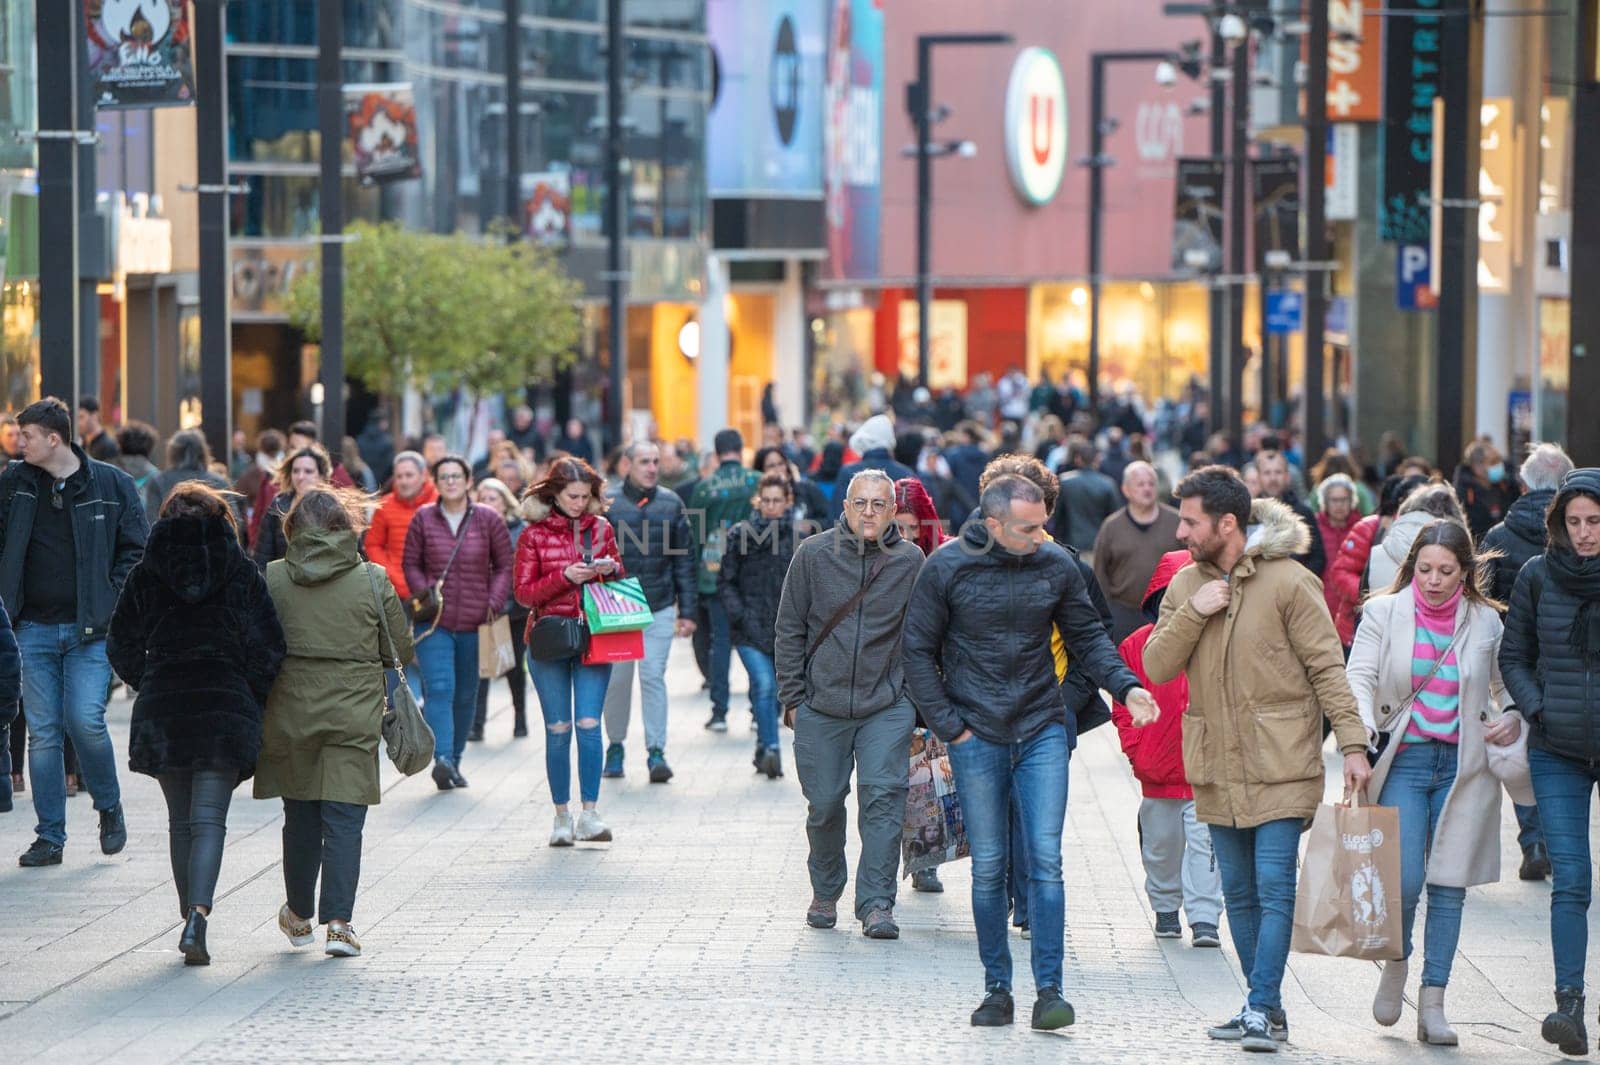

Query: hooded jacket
[[255, 528, 413, 805], [1145, 498, 1367, 829], [365, 479, 438, 599], [401, 501, 514, 633], [902, 522, 1140, 746], [107, 514, 287, 780], [513, 496, 625, 627], [1365, 508, 1436, 595], [0, 444, 148, 639], [717, 514, 804, 658], [1480, 487, 1554, 605], [1112, 551, 1194, 799], [774, 517, 924, 718]]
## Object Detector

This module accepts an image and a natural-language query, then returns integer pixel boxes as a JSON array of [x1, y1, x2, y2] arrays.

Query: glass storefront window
[[811, 307, 876, 423], [0, 1, 37, 173], [1, 279, 39, 412], [1028, 281, 1212, 402], [231, 174, 385, 238], [627, 0, 705, 33], [227, 1, 397, 50]]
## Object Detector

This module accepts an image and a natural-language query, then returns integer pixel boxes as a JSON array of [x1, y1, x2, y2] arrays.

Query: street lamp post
[[909, 33, 1012, 389], [1302, 0, 1330, 458], [1226, 25, 1249, 450], [1087, 49, 1183, 417], [605, 0, 627, 450], [317, 0, 346, 448]]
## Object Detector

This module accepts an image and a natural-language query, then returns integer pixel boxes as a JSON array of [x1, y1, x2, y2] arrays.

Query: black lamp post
[[907, 33, 1013, 388]]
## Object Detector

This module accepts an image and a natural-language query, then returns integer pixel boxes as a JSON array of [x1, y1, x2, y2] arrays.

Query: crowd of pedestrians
[[2, 381, 1599, 1058]]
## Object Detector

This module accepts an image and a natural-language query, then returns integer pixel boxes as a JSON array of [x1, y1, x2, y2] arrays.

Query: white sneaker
[[575, 808, 613, 842], [549, 811, 575, 847], [325, 922, 361, 958], [278, 903, 313, 947]]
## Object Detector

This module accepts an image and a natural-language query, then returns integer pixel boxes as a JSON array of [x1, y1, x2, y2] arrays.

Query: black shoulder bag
[[527, 526, 592, 662]]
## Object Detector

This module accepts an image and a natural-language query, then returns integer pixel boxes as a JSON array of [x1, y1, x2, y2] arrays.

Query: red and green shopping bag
[[581, 577, 653, 633]]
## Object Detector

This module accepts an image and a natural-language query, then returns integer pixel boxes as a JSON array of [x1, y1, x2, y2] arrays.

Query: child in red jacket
[[1111, 550, 1225, 948]]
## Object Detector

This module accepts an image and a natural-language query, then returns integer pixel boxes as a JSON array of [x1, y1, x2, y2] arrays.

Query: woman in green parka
[[255, 487, 414, 959]]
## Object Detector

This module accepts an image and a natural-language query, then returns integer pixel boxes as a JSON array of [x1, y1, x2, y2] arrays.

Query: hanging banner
[[1172, 158, 1225, 272], [522, 171, 572, 247], [1327, 123, 1360, 221], [85, 0, 196, 110], [1326, 0, 1384, 122], [822, 0, 883, 281], [344, 83, 423, 185], [1252, 157, 1302, 271], [1378, 0, 1462, 242]]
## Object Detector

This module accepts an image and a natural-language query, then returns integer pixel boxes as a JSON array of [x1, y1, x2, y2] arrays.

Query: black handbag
[[527, 615, 589, 661]]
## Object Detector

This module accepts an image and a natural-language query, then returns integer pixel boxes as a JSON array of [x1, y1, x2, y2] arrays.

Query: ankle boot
[[179, 909, 209, 966], [1417, 986, 1457, 1045], [512, 708, 528, 738], [1543, 988, 1588, 1056], [1373, 958, 1408, 1026]]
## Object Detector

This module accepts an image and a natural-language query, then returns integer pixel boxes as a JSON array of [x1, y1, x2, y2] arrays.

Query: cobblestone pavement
[[0, 651, 1594, 1063]]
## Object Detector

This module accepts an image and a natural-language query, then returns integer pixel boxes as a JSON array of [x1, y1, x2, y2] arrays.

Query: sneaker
[[575, 808, 613, 842], [1154, 910, 1182, 939], [705, 711, 728, 733], [1239, 1009, 1279, 1053], [1191, 921, 1221, 948], [431, 759, 455, 791], [549, 811, 575, 847], [18, 838, 62, 867], [806, 896, 837, 929], [278, 903, 314, 947], [325, 923, 361, 958], [1209, 1007, 1288, 1042], [99, 803, 127, 855], [911, 867, 944, 893], [647, 748, 674, 783], [971, 987, 1015, 1027], [1031, 987, 1076, 1031], [757, 746, 782, 780], [861, 906, 899, 939], [602, 743, 625, 778]]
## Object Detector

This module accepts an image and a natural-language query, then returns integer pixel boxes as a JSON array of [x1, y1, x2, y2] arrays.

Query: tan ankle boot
[[1417, 986, 1458, 1045], [1373, 958, 1408, 1026]]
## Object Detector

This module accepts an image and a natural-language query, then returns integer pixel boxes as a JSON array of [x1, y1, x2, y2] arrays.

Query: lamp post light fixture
[[908, 32, 1014, 388]]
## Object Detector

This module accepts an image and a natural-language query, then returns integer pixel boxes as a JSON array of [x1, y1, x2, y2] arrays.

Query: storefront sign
[[345, 84, 422, 185], [1477, 97, 1513, 294], [86, 0, 196, 110], [231, 243, 320, 321], [1326, 0, 1383, 121], [1003, 48, 1069, 207], [708, 0, 826, 197], [1326, 123, 1360, 221], [1379, 0, 1461, 243], [117, 214, 172, 276], [1396, 243, 1436, 310], [1172, 158, 1225, 272], [823, 0, 883, 280], [1252, 157, 1301, 271], [1266, 290, 1303, 334]]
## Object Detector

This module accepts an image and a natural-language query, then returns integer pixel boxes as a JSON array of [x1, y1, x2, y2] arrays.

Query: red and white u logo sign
[[1030, 96, 1054, 165]]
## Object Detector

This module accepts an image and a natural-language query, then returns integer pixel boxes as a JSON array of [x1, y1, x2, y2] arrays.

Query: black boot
[[1543, 988, 1587, 1056], [512, 708, 528, 738], [179, 909, 210, 966], [1521, 841, 1552, 880]]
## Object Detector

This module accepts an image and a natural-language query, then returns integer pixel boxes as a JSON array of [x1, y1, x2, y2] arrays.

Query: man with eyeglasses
[[775, 469, 925, 940], [0, 397, 147, 867], [903, 474, 1158, 1031]]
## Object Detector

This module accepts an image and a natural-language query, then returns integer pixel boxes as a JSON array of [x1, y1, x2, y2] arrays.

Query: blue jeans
[[706, 600, 732, 715], [413, 626, 478, 767], [528, 654, 613, 806], [1378, 741, 1466, 987], [1529, 746, 1600, 991], [385, 667, 424, 709], [16, 623, 120, 846], [946, 724, 1069, 994], [1208, 817, 1302, 1013], [734, 645, 780, 751]]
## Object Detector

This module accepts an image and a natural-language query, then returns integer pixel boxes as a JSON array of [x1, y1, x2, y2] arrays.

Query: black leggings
[[157, 769, 237, 915]]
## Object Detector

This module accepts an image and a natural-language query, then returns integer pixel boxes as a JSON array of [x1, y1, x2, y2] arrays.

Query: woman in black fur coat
[[107, 482, 286, 966]]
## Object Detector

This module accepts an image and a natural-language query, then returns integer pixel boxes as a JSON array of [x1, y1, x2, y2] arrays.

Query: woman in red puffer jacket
[[514, 457, 625, 848], [1111, 550, 1225, 944]]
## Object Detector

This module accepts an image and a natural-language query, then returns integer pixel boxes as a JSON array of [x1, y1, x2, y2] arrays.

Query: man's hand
[[675, 617, 697, 638], [1342, 752, 1372, 801], [1125, 688, 1160, 727], [782, 706, 797, 730], [950, 730, 974, 746], [1190, 579, 1232, 618]]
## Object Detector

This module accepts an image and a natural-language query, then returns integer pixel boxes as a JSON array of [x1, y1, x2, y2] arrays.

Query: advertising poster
[[707, 0, 826, 197], [85, 0, 196, 110], [344, 83, 423, 185], [1252, 156, 1301, 271], [522, 171, 572, 247], [823, 0, 883, 281], [1172, 158, 1225, 272]]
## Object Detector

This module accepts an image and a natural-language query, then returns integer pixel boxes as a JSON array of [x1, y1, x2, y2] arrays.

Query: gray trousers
[[601, 608, 678, 751], [792, 698, 915, 920], [1138, 797, 1223, 925]]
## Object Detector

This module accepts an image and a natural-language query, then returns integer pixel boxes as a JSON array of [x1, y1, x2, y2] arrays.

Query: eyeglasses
[[437, 472, 467, 484], [847, 498, 893, 514]]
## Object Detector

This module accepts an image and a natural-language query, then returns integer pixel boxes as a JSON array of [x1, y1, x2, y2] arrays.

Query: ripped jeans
[[528, 655, 614, 806]]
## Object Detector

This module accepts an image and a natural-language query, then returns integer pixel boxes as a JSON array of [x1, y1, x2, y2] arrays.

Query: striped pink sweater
[[1403, 583, 1463, 747]]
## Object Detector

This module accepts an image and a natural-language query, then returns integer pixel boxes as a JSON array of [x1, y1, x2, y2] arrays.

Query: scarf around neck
[[1545, 547, 1600, 659]]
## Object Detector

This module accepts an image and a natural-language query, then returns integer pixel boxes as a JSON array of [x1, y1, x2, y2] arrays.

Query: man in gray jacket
[[776, 469, 924, 940]]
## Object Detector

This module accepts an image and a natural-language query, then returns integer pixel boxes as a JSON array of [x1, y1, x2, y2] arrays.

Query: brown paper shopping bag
[[1290, 795, 1404, 961], [478, 615, 516, 679]]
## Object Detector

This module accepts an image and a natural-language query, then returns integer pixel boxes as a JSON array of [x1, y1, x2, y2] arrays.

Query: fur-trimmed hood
[[1245, 497, 1312, 563], [520, 493, 607, 525]]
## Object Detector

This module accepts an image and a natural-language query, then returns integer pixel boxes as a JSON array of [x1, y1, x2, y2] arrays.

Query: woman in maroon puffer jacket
[[514, 457, 625, 847], [402, 455, 513, 791]]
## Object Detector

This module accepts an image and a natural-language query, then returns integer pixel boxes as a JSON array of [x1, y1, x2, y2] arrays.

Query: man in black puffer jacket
[[1481, 443, 1571, 881], [1500, 466, 1600, 1053], [600, 441, 697, 783], [903, 475, 1157, 1031]]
